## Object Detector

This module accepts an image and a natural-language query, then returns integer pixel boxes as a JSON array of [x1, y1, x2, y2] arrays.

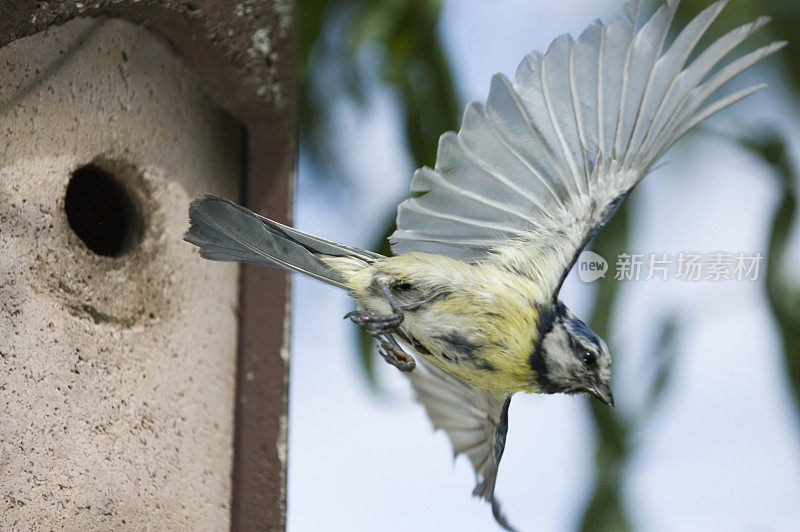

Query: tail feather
[[184, 194, 372, 289], [251, 210, 382, 263]]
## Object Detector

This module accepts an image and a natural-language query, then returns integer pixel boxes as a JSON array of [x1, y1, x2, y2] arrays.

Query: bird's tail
[[184, 194, 382, 289]]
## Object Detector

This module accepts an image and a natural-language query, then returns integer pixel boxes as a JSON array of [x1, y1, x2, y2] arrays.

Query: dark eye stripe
[[567, 334, 579, 352]]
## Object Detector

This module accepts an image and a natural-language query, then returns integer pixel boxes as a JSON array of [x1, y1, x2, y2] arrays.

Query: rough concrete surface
[[0, 18, 244, 529], [0, 0, 294, 113]]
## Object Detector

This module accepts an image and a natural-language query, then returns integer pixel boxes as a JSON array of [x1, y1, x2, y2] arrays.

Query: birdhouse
[[0, 2, 294, 529]]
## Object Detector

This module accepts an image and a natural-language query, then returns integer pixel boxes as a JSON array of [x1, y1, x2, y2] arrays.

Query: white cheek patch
[[598, 355, 613, 383], [541, 326, 583, 385]]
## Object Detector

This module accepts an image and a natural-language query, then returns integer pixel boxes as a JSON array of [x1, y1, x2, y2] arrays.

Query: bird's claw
[[345, 278, 413, 372], [344, 308, 414, 372], [344, 309, 404, 334], [378, 339, 416, 372]]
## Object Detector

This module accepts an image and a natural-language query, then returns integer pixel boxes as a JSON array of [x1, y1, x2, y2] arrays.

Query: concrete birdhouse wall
[[1, 3, 295, 530]]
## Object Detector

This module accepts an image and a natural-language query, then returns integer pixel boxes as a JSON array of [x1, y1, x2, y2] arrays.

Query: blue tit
[[184, 1, 782, 529]]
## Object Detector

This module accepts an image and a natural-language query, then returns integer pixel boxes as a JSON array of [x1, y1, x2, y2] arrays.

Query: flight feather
[[390, 0, 784, 301]]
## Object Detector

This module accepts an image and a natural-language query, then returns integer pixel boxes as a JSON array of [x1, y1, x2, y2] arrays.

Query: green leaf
[[736, 131, 800, 415]]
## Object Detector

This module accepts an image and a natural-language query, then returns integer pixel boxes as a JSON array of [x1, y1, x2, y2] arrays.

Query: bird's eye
[[582, 351, 596, 366]]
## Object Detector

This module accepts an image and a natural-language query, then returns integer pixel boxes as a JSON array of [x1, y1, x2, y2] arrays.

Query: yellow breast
[[331, 252, 548, 394]]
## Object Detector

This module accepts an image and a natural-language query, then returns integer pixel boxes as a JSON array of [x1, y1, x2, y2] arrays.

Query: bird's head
[[530, 301, 614, 406]]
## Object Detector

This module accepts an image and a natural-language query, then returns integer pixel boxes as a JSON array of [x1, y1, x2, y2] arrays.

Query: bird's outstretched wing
[[390, 0, 784, 301], [408, 357, 515, 530]]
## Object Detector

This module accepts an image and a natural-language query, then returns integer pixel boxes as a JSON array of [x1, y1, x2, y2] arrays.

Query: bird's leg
[[344, 279, 415, 372], [344, 279, 404, 333]]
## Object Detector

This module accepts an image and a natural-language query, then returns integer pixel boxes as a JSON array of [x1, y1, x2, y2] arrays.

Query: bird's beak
[[588, 383, 614, 407]]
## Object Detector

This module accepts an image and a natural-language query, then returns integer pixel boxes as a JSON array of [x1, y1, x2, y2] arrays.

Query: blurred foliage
[[297, 0, 799, 528], [580, 1, 800, 529], [679, 0, 800, 92], [580, 205, 634, 532], [298, 0, 458, 188], [736, 132, 800, 415], [298, 0, 460, 382], [580, 202, 680, 532]]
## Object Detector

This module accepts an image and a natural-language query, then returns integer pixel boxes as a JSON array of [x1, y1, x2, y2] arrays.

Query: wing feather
[[625, 0, 729, 164], [409, 357, 516, 531], [640, 15, 775, 160], [541, 35, 586, 189], [599, 14, 635, 164], [572, 19, 603, 180], [615, 4, 674, 160], [482, 85, 572, 207], [390, 0, 780, 300], [651, 40, 786, 160]]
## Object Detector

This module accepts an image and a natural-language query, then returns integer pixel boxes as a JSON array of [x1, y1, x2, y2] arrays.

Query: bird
[[183, 1, 782, 529]]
